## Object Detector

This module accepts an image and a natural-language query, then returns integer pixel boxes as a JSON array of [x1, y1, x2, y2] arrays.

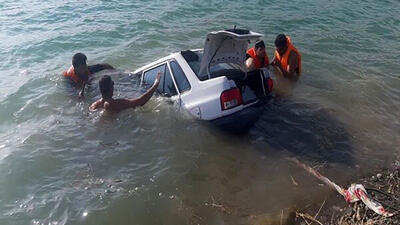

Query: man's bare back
[[90, 73, 161, 113]]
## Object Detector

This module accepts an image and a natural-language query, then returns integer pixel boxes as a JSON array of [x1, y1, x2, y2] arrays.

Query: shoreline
[[249, 160, 400, 225], [293, 161, 400, 225]]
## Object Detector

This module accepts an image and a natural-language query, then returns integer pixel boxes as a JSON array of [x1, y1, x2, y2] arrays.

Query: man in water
[[63, 53, 114, 97], [245, 40, 270, 71], [89, 73, 161, 113], [244, 40, 273, 95], [271, 34, 302, 80]]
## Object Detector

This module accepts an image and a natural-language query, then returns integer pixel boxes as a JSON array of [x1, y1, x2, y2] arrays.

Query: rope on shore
[[288, 158, 396, 217]]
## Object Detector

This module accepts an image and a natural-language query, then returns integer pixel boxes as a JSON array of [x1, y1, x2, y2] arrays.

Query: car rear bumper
[[211, 102, 264, 133]]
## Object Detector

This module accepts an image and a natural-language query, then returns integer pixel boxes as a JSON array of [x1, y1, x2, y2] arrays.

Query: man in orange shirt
[[271, 34, 302, 80], [63, 53, 114, 97]]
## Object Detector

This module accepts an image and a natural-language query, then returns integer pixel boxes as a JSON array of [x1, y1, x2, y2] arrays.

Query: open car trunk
[[182, 50, 266, 104], [183, 29, 265, 105], [198, 29, 262, 77], [233, 70, 265, 104]]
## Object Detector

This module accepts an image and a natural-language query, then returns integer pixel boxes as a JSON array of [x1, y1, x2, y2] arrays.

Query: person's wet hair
[[255, 40, 265, 49], [99, 75, 114, 98], [275, 34, 287, 48], [72, 53, 87, 68]]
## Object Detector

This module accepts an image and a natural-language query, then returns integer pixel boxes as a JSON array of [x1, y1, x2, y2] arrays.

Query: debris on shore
[[292, 160, 400, 225]]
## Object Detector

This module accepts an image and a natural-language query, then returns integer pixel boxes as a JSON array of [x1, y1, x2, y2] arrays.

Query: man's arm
[[78, 70, 90, 97], [79, 82, 86, 97], [128, 73, 161, 107], [270, 54, 277, 65], [112, 73, 162, 112], [245, 58, 256, 71], [271, 58, 285, 77], [286, 51, 299, 78], [88, 63, 114, 74], [271, 52, 298, 79]]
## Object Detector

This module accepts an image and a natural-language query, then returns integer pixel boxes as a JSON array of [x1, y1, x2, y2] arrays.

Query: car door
[[166, 60, 192, 112], [168, 60, 191, 95], [142, 63, 178, 98]]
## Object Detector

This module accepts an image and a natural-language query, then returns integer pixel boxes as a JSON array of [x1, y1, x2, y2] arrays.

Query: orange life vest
[[247, 47, 269, 69], [63, 66, 91, 84], [274, 36, 301, 74], [63, 66, 81, 83]]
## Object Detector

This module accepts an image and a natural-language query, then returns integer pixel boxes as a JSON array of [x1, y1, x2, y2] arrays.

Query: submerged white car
[[133, 29, 272, 130]]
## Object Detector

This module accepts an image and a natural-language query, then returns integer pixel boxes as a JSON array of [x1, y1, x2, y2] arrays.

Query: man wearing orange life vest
[[244, 40, 273, 96], [271, 34, 301, 80], [245, 40, 269, 71], [63, 53, 114, 97]]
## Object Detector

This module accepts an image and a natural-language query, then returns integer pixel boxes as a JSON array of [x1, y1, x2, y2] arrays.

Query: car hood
[[199, 29, 263, 76]]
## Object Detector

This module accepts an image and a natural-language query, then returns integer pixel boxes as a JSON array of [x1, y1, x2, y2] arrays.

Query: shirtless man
[[89, 73, 161, 113]]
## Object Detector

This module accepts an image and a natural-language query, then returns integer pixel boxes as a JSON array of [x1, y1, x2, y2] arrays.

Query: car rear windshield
[[181, 50, 243, 81]]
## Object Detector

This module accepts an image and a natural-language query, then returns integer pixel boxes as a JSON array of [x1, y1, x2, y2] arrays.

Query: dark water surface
[[0, 0, 399, 224]]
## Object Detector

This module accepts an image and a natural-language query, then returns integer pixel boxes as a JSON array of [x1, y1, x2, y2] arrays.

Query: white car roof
[[133, 53, 179, 74]]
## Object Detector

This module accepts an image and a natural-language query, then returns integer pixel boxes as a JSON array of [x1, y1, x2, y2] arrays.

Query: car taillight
[[220, 88, 242, 110]]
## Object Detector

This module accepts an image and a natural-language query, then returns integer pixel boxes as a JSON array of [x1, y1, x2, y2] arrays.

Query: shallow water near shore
[[0, 0, 399, 224]]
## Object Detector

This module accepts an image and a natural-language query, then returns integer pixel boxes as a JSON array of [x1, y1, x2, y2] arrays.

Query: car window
[[163, 66, 177, 97], [143, 64, 165, 85], [143, 64, 165, 93], [182, 50, 202, 77], [157, 73, 165, 94], [170, 61, 191, 93]]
